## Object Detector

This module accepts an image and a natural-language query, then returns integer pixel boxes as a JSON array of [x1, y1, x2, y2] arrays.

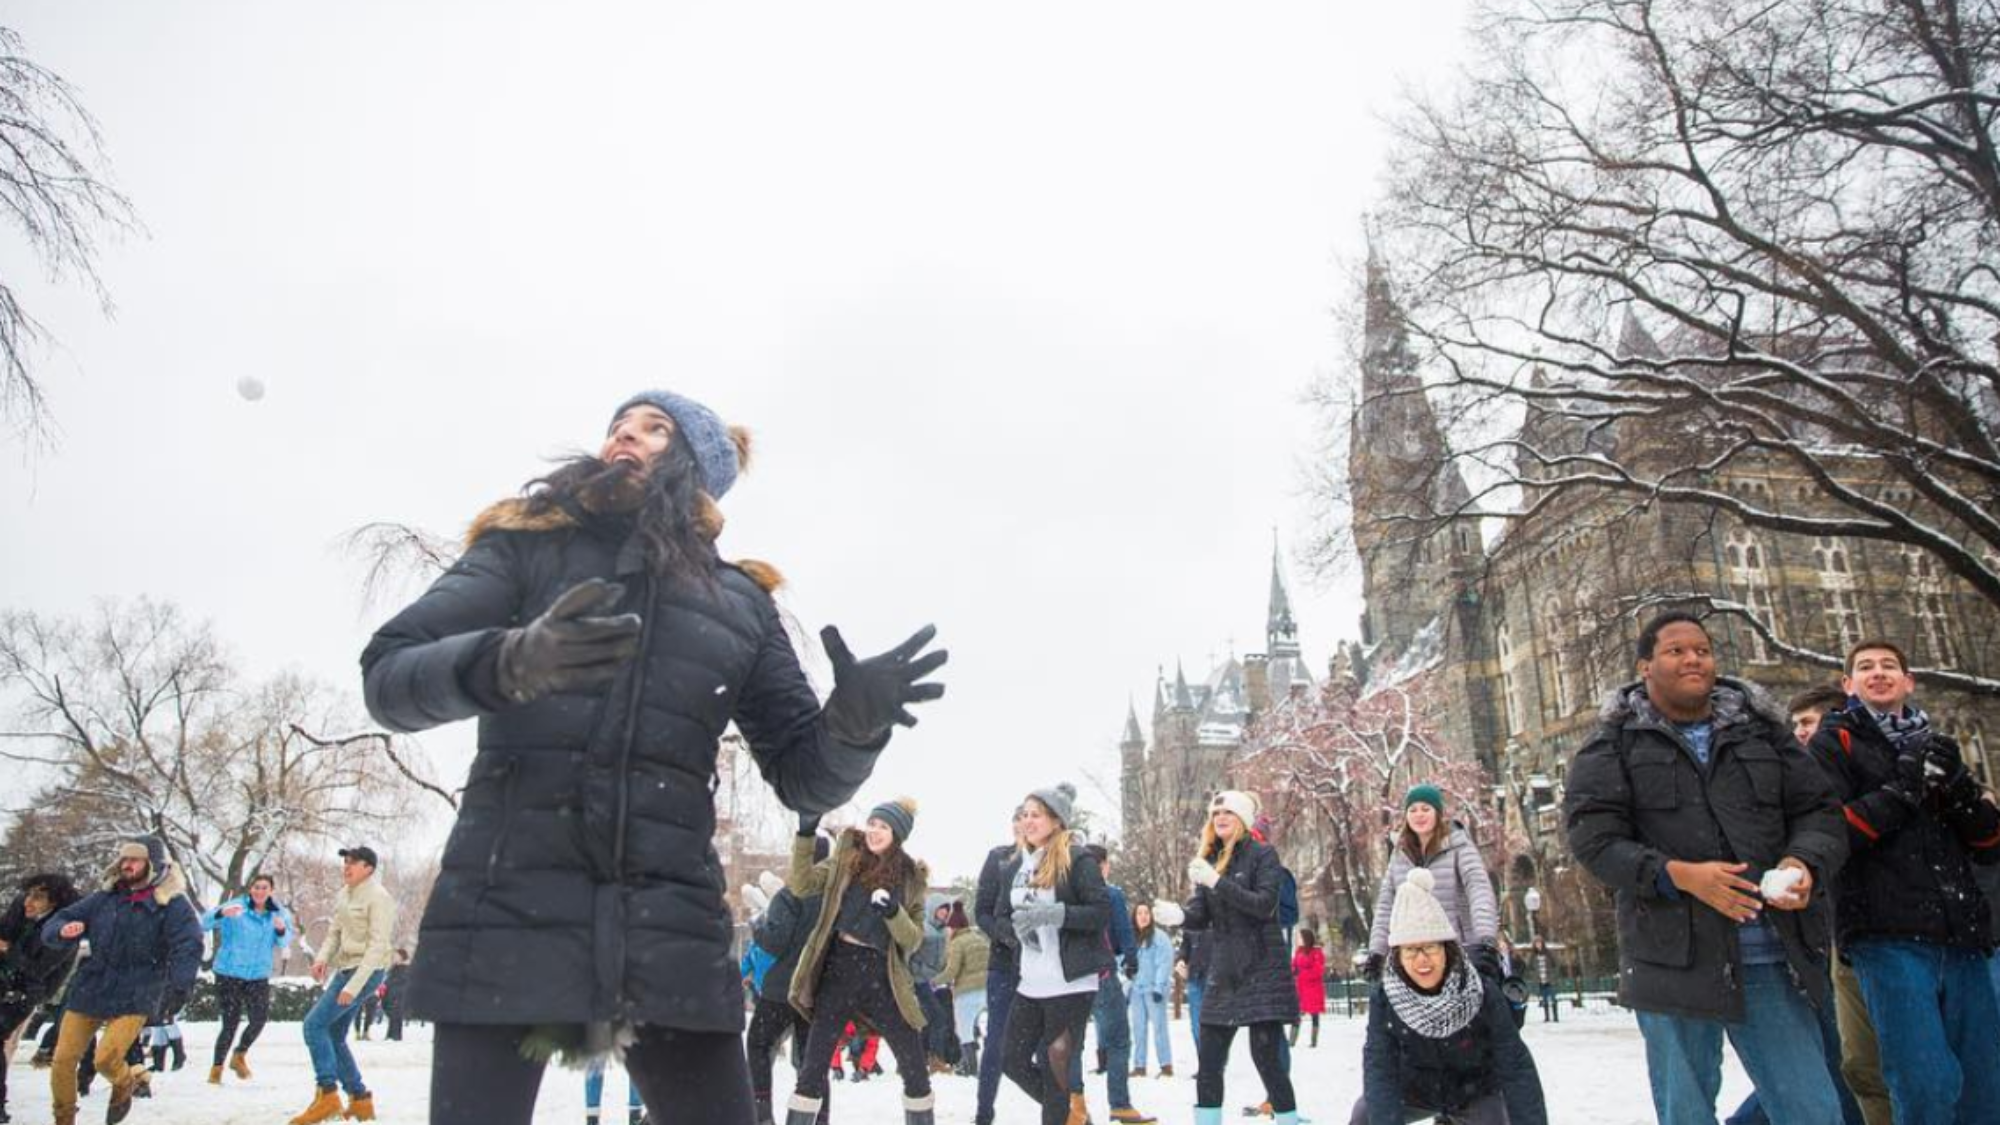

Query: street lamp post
[[1524, 887, 1543, 944]]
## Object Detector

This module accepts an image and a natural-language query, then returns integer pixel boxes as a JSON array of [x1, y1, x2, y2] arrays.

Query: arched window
[[1497, 622, 1526, 736], [1724, 528, 1778, 664], [1542, 600, 1573, 717]]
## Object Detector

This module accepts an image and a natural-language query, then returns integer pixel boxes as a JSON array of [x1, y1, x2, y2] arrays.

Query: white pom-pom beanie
[[1208, 790, 1259, 827], [1386, 867, 1460, 948]]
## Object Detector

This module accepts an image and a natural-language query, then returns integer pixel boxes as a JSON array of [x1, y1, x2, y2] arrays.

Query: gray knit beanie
[[610, 390, 740, 499], [869, 796, 919, 844], [1028, 782, 1079, 829]]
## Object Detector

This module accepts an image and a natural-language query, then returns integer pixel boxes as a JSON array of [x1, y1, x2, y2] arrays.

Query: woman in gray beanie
[[783, 798, 935, 1125], [361, 392, 947, 1125], [992, 783, 1115, 1125]]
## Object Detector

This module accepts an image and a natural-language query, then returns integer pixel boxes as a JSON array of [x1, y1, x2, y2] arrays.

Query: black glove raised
[[1883, 749, 1928, 806], [496, 579, 642, 704], [820, 624, 948, 746], [1923, 745, 1971, 796], [1363, 952, 1385, 982], [797, 812, 823, 839], [1469, 942, 1503, 981]]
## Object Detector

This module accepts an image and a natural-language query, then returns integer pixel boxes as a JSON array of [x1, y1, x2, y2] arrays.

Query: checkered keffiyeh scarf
[[1384, 955, 1485, 1039]]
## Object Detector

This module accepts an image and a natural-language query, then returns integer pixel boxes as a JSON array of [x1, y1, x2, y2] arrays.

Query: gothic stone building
[[1346, 262, 2000, 974]]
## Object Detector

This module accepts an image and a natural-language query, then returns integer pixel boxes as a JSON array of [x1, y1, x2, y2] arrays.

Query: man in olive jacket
[[1564, 612, 1846, 1125]]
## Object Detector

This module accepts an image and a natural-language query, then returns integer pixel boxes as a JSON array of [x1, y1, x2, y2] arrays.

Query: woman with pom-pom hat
[[783, 797, 937, 1125], [359, 392, 947, 1125], [1183, 789, 1299, 1125], [1351, 868, 1547, 1125]]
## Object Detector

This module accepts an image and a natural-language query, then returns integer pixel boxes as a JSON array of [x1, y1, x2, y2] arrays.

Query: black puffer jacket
[[1182, 835, 1298, 1026], [990, 845, 1113, 984], [753, 887, 820, 1003], [1361, 969, 1545, 1125], [1810, 707, 1999, 950], [973, 843, 1018, 974], [360, 501, 887, 1032], [0, 893, 81, 1008], [1564, 679, 1846, 1022]]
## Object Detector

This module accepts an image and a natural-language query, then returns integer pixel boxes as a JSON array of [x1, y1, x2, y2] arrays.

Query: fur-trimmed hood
[[1597, 676, 1787, 733], [100, 836, 189, 907], [463, 496, 785, 594]]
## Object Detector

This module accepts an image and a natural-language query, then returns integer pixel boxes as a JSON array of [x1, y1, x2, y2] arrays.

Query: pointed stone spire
[[1330, 644, 1358, 687], [1268, 531, 1301, 660], [1122, 698, 1144, 746], [1172, 660, 1195, 712], [1616, 309, 1664, 360]]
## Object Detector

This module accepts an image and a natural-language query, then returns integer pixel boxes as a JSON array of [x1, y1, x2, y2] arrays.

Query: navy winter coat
[[360, 500, 887, 1032], [753, 887, 820, 1003], [41, 843, 201, 1020], [1183, 835, 1299, 1026], [1361, 972, 1546, 1125]]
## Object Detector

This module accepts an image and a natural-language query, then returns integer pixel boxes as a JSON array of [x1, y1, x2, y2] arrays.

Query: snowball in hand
[[236, 376, 266, 402], [1759, 866, 1804, 904]]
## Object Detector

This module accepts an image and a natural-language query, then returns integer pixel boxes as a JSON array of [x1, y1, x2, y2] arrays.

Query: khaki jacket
[[786, 832, 929, 1029], [937, 927, 990, 993], [316, 875, 397, 985]]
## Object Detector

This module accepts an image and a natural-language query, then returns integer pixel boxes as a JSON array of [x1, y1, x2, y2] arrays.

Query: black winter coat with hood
[[752, 886, 820, 1003], [360, 500, 889, 1033], [1563, 679, 1846, 1023], [974, 843, 1018, 974], [0, 887, 81, 1008], [1361, 971, 1546, 1125], [1810, 707, 2000, 950], [1182, 835, 1299, 1026], [40, 838, 201, 1021]]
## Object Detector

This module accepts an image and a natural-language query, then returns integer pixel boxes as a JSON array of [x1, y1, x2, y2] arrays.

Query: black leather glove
[[820, 625, 948, 746], [1122, 955, 1139, 980], [1469, 943, 1503, 981], [869, 889, 896, 916], [1883, 750, 1927, 806], [1363, 952, 1385, 982], [1151, 990, 1165, 1003], [496, 579, 642, 703], [797, 813, 822, 839], [1923, 745, 1970, 796]]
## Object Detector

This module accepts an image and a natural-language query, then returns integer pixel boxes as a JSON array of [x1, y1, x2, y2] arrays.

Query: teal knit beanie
[[1404, 784, 1446, 814]]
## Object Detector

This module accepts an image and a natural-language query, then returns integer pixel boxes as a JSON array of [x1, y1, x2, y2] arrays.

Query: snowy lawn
[[5, 1007, 1747, 1123]]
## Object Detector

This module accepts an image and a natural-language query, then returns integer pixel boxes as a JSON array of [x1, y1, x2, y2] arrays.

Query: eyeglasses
[[1399, 943, 1447, 962]]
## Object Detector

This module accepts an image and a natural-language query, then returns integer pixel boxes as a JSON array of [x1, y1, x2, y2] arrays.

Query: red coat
[[1292, 947, 1326, 1015]]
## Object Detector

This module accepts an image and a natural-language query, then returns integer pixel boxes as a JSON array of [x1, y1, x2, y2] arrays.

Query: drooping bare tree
[[0, 26, 136, 438], [1339, 0, 2000, 692], [0, 599, 435, 901]]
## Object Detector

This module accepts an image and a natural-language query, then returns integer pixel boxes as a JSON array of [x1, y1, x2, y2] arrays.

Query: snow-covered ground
[[5, 1007, 1748, 1123]]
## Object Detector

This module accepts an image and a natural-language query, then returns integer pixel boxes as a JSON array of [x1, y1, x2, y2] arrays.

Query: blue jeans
[[954, 989, 987, 1048], [1634, 963, 1839, 1125], [976, 964, 1018, 1124], [1128, 986, 1171, 1070], [1068, 973, 1133, 1109], [1848, 939, 2000, 1125], [1721, 958, 1865, 1125], [302, 969, 383, 1095], [583, 1059, 643, 1110], [1186, 978, 1205, 1055]]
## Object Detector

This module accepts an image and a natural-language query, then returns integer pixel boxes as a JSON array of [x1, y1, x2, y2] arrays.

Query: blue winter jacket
[[42, 841, 202, 1020], [1132, 929, 1175, 997], [1106, 885, 1136, 960], [202, 895, 294, 981]]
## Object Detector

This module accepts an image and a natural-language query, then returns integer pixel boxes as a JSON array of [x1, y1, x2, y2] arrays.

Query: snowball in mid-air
[[236, 376, 266, 402]]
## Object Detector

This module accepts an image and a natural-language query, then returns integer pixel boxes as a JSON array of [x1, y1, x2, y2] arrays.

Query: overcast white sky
[[0, 4, 1472, 881]]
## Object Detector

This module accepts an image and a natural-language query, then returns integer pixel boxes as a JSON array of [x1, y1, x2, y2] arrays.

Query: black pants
[[0, 996, 38, 1108], [1000, 990, 1093, 1125], [746, 996, 816, 1105], [794, 941, 931, 1103], [1196, 1021, 1295, 1112], [429, 1022, 753, 1125], [213, 975, 272, 1065], [385, 998, 404, 1041]]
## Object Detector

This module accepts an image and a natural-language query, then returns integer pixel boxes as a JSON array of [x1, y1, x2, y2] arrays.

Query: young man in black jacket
[[0, 874, 84, 1124], [1564, 612, 1845, 1125], [1810, 639, 2000, 1124]]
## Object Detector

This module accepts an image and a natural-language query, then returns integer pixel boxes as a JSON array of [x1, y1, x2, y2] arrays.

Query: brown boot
[[1157, 1064, 1173, 1078], [343, 1093, 376, 1121], [1065, 1093, 1091, 1125], [289, 1086, 346, 1125], [229, 1050, 252, 1080], [208, 1064, 224, 1085], [107, 1074, 147, 1125]]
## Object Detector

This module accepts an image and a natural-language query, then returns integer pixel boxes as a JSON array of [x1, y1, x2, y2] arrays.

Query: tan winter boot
[[343, 1093, 376, 1121], [1157, 1064, 1173, 1078], [289, 1086, 346, 1125], [229, 1050, 253, 1080], [209, 1064, 225, 1084], [1066, 1092, 1092, 1125]]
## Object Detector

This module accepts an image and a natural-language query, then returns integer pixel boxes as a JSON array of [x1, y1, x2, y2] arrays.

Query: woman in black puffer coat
[[1353, 869, 1545, 1125], [361, 390, 946, 1125], [1182, 790, 1298, 1124]]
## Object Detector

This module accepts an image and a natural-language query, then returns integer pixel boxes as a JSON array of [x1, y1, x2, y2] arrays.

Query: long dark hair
[[1133, 903, 1155, 949], [521, 439, 721, 584], [844, 827, 920, 895]]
